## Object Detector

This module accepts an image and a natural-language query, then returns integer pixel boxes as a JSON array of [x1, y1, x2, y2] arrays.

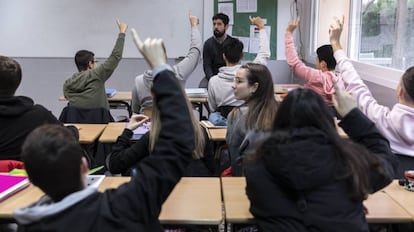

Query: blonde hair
[[149, 88, 205, 159]]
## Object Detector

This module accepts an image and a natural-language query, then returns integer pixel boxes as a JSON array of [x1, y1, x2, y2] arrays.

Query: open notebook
[[185, 88, 208, 97], [86, 175, 105, 189], [0, 175, 30, 202]]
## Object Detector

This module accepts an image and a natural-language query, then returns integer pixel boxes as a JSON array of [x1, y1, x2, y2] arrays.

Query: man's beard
[[214, 30, 225, 38]]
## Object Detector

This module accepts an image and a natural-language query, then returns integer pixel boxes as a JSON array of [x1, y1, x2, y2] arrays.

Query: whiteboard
[[0, 0, 204, 58]]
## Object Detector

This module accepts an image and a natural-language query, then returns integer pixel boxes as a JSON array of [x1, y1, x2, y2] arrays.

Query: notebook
[[105, 88, 117, 98], [185, 88, 208, 97], [200, 120, 227, 129], [86, 175, 105, 189], [132, 121, 151, 140], [0, 175, 30, 202]]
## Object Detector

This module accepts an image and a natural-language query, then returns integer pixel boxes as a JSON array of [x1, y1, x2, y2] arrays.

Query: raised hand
[[117, 19, 128, 34], [249, 16, 265, 29], [329, 16, 344, 51], [286, 18, 300, 33], [127, 114, 150, 131], [131, 29, 166, 69], [332, 81, 357, 117], [189, 11, 199, 27]]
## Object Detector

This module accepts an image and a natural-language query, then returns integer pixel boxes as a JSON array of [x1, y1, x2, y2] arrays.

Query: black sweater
[[15, 69, 195, 232], [245, 109, 397, 232]]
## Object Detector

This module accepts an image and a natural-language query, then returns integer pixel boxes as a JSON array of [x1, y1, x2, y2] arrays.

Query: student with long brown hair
[[226, 63, 278, 176]]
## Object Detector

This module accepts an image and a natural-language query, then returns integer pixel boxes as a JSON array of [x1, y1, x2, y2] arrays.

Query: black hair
[[22, 125, 84, 202], [223, 38, 244, 64], [402, 66, 414, 101], [261, 88, 384, 201], [75, 50, 95, 72], [316, 45, 336, 70], [0, 56, 22, 96], [212, 13, 230, 25]]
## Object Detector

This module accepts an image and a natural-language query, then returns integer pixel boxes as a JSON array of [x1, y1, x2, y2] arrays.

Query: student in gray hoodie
[[207, 16, 270, 117], [131, 13, 202, 114]]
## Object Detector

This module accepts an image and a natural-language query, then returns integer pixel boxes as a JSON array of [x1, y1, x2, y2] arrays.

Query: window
[[311, 0, 413, 71], [356, 0, 414, 70]]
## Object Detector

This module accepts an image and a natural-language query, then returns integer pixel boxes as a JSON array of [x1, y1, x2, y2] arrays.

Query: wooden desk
[[203, 128, 227, 142], [1, 177, 223, 226], [221, 177, 412, 229], [98, 122, 126, 143], [64, 123, 107, 144], [98, 177, 223, 225], [384, 180, 414, 220], [0, 184, 42, 219]]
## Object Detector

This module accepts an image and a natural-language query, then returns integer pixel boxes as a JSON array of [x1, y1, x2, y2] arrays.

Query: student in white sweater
[[330, 17, 414, 178]]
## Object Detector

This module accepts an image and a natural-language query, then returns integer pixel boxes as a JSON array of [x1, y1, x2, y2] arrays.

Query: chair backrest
[[59, 105, 114, 124]]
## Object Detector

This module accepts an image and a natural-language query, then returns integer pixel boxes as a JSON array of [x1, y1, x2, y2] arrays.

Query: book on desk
[[132, 121, 151, 140], [185, 88, 208, 97], [0, 175, 30, 202], [105, 88, 117, 98], [200, 120, 227, 129]]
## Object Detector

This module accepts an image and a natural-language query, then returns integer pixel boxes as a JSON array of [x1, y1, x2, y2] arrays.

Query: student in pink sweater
[[285, 18, 344, 116], [330, 16, 414, 178]]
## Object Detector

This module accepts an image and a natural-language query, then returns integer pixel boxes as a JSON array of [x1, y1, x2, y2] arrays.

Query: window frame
[[306, 0, 403, 89]]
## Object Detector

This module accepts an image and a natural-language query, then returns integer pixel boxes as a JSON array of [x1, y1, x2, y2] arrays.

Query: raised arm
[[109, 31, 194, 221], [93, 19, 127, 81], [250, 16, 270, 65], [333, 83, 396, 191], [173, 13, 202, 82], [285, 18, 322, 82], [329, 17, 391, 122]]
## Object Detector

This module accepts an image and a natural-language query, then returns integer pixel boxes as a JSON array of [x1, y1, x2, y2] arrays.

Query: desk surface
[[0, 177, 223, 225], [384, 180, 414, 220], [221, 177, 412, 224], [64, 123, 107, 144], [98, 177, 223, 225], [98, 122, 126, 143]]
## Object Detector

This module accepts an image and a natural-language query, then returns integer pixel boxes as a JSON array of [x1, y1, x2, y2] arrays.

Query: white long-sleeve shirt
[[335, 50, 414, 156]]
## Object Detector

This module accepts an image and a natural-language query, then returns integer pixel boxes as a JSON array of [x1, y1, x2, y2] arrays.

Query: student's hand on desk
[[131, 29, 166, 69], [332, 82, 357, 117], [189, 11, 199, 27], [127, 114, 149, 131], [117, 19, 128, 34], [249, 16, 265, 30], [286, 18, 300, 33]]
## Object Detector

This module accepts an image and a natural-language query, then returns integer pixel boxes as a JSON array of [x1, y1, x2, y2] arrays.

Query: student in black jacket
[[244, 85, 397, 232], [106, 96, 209, 177], [14, 33, 195, 232], [0, 56, 61, 161]]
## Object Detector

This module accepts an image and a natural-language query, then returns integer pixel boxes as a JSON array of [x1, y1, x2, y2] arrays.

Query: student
[[131, 13, 202, 114], [330, 17, 414, 178], [285, 18, 344, 115], [203, 13, 233, 81], [106, 96, 209, 177], [63, 19, 127, 110], [0, 56, 61, 161], [208, 16, 270, 117], [226, 63, 278, 176], [14, 35, 195, 231], [245, 86, 397, 231]]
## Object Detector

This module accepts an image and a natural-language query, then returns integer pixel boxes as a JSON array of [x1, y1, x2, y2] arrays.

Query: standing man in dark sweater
[[202, 13, 233, 83], [0, 56, 61, 161]]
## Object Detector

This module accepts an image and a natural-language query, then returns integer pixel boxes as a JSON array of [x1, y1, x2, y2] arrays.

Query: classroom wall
[[13, 0, 397, 118]]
